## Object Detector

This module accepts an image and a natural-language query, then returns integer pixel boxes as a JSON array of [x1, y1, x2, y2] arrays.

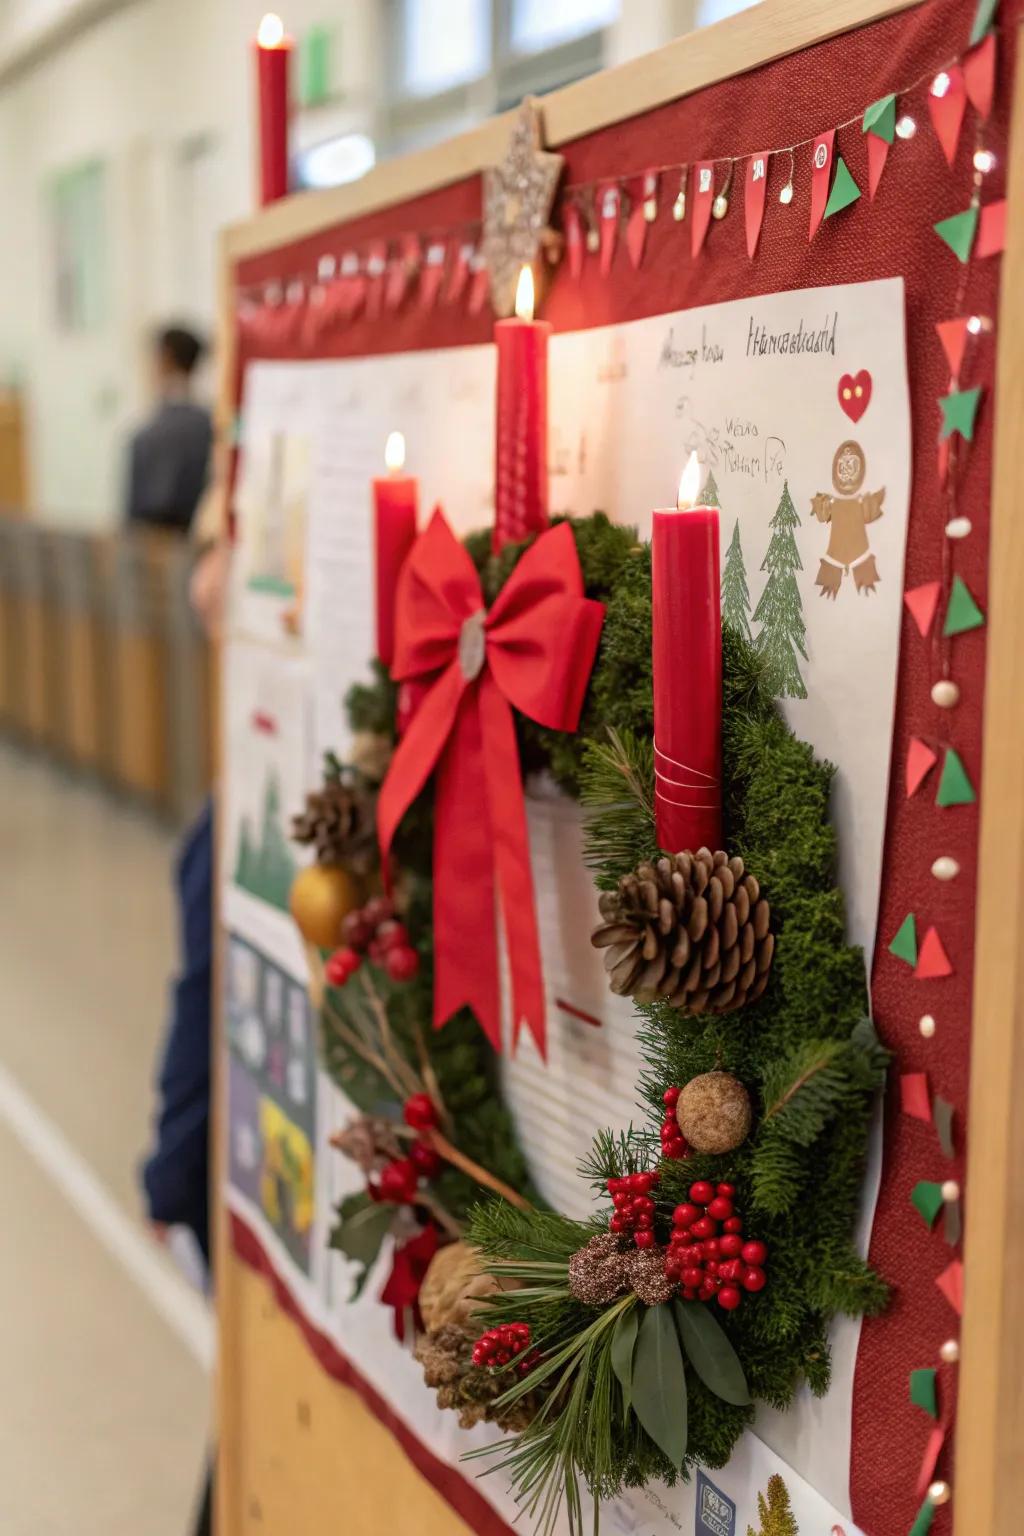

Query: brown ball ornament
[[288, 864, 363, 949], [675, 1071, 752, 1155]]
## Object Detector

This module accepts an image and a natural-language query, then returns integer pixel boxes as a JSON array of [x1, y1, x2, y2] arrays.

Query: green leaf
[[673, 1300, 751, 1407], [610, 1305, 639, 1416], [630, 1304, 687, 1468], [911, 1180, 945, 1229], [330, 1197, 395, 1298]]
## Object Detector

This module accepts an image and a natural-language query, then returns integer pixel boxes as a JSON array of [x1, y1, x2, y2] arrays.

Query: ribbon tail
[[377, 663, 464, 881], [478, 676, 547, 1059], [432, 690, 503, 1051]]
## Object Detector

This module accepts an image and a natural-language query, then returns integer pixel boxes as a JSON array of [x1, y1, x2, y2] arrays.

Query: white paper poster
[[222, 278, 910, 1533]]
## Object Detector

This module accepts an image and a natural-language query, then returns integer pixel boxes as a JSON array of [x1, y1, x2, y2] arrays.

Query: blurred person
[[142, 463, 229, 1536], [126, 324, 213, 532]]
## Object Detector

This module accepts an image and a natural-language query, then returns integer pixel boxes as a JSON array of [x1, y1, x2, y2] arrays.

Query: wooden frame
[[214, 2, 1024, 1532]]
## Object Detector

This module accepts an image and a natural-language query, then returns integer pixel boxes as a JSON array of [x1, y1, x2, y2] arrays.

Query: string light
[[919, 1014, 936, 1039], [896, 114, 918, 139], [931, 855, 960, 881], [973, 147, 996, 173], [939, 1339, 960, 1363], [931, 71, 952, 98], [778, 149, 795, 205], [712, 164, 734, 221], [928, 1482, 951, 1508], [672, 167, 688, 222], [941, 1180, 960, 1203], [931, 679, 960, 708], [945, 516, 971, 539]]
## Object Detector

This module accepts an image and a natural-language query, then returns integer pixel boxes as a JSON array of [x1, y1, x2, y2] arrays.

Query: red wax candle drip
[[493, 316, 550, 553], [255, 32, 292, 206], [373, 476, 419, 668], [652, 502, 722, 854]]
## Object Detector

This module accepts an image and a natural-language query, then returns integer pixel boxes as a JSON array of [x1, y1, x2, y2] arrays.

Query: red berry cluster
[[665, 1180, 769, 1311], [325, 896, 420, 987], [471, 1322, 539, 1377], [659, 1087, 690, 1160], [606, 1170, 661, 1248], [373, 1094, 443, 1202]]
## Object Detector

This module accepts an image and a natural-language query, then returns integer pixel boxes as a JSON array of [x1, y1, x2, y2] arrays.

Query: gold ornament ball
[[289, 864, 363, 949], [676, 1070, 752, 1155]]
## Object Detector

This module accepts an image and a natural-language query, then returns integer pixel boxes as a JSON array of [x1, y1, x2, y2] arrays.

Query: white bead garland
[[932, 855, 960, 881], [919, 1014, 936, 1039], [931, 679, 960, 708]]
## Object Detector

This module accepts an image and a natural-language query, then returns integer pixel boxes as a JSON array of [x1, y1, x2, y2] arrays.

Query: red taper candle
[[652, 454, 722, 854], [372, 432, 419, 669], [254, 13, 292, 206], [493, 265, 550, 553]]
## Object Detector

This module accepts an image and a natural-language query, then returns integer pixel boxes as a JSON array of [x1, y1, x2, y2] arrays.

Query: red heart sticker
[[838, 370, 872, 422]]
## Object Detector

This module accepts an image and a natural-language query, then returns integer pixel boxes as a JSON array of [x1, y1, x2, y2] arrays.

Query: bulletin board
[[213, 2, 1024, 1534]]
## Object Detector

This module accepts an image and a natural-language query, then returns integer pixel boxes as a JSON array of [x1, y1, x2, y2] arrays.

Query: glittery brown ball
[[568, 1233, 631, 1306], [625, 1247, 676, 1307], [675, 1071, 752, 1155]]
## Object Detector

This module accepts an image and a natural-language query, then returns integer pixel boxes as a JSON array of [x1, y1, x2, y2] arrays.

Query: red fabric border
[[230, 1212, 515, 1536], [229, 3, 1022, 1531]]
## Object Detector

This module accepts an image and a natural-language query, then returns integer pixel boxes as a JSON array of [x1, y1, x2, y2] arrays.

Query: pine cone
[[568, 1233, 632, 1306], [591, 848, 773, 1016], [291, 774, 376, 871]]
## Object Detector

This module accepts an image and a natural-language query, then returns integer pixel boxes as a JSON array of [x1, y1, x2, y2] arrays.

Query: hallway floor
[[0, 745, 211, 1535]]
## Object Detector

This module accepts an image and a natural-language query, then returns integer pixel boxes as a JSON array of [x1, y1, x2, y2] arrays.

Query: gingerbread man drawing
[[811, 439, 885, 597]]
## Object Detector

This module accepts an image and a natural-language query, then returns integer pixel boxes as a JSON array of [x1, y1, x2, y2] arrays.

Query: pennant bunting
[[364, 240, 388, 319], [444, 241, 474, 305], [936, 316, 971, 377], [938, 434, 951, 487], [889, 912, 918, 966], [866, 133, 890, 200], [936, 1258, 964, 1313], [964, 32, 997, 118], [927, 65, 967, 167], [936, 747, 976, 807], [862, 92, 896, 141], [912, 1180, 945, 1227], [691, 162, 715, 257], [824, 156, 861, 220], [970, 0, 999, 47], [977, 198, 1007, 258], [745, 152, 769, 258], [934, 1096, 956, 1158], [419, 241, 447, 309], [901, 1072, 932, 1122], [564, 203, 585, 281], [909, 1499, 935, 1536], [910, 1368, 939, 1420], [916, 926, 953, 980], [467, 254, 490, 316], [906, 737, 938, 797], [939, 385, 982, 441], [598, 184, 621, 276], [904, 581, 941, 637], [944, 574, 986, 635], [809, 130, 835, 240], [934, 206, 979, 262], [626, 174, 657, 270]]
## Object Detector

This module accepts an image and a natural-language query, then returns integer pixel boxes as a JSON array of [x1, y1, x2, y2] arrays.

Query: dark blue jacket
[[142, 799, 213, 1262]]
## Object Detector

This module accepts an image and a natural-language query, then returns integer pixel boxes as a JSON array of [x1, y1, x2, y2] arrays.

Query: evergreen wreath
[[303, 511, 886, 1521]]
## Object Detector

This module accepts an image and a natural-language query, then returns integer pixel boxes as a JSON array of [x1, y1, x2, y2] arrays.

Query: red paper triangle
[[964, 33, 996, 120], [564, 205, 585, 281], [444, 240, 473, 305], [977, 199, 1007, 258], [936, 316, 971, 378], [916, 1425, 947, 1501], [938, 434, 951, 486], [626, 201, 647, 270], [936, 1259, 964, 1315], [906, 737, 939, 797], [904, 581, 941, 637], [916, 926, 953, 980], [809, 130, 835, 241], [928, 66, 967, 167], [598, 185, 620, 276], [866, 133, 890, 200], [900, 1071, 932, 1121], [691, 162, 715, 258], [467, 261, 490, 316], [745, 152, 769, 258], [419, 242, 447, 309]]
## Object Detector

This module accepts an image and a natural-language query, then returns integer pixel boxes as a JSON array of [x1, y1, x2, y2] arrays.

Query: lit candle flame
[[676, 452, 702, 510], [514, 265, 535, 322], [384, 430, 406, 474], [257, 12, 285, 47]]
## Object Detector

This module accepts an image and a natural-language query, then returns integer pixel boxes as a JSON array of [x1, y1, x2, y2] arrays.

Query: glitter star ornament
[[482, 98, 564, 317]]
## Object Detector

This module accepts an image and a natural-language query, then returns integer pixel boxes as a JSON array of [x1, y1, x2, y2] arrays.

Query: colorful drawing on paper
[[226, 933, 316, 1273], [233, 770, 296, 911]]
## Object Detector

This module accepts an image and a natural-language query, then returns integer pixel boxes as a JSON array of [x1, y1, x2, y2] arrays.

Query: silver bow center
[[458, 609, 487, 681]]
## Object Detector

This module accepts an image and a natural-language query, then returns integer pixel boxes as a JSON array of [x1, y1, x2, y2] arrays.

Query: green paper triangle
[[912, 1180, 945, 1228], [939, 385, 982, 442], [934, 207, 979, 263], [909, 1497, 936, 1536], [944, 575, 985, 636], [824, 157, 861, 219], [971, 0, 999, 46], [889, 913, 918, 966], [936, 747, 976, 807], [910, 1367, 939, 1419], [863, 94, 897, 143]]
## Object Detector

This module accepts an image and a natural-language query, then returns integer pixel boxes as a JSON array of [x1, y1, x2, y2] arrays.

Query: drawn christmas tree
[[701, 468, 722, 507], [234, 773, 296, 911], [753, 479, 808, 700], [746, 1474, 799, 1536], [721, 517, 752, 642]]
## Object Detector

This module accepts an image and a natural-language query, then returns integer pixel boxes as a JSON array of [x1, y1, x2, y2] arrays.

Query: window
[[509, 0, 618, 55], [697, 0, 760, 24], [401, 0, 490, 96]]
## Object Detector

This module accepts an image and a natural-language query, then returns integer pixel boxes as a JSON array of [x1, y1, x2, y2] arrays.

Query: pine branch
[[580, 727, 658, 889]]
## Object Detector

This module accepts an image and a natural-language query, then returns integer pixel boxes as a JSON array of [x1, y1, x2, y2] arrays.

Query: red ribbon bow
[[379, 1223, 439, 1341], [377, 511, 605, 1058]]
